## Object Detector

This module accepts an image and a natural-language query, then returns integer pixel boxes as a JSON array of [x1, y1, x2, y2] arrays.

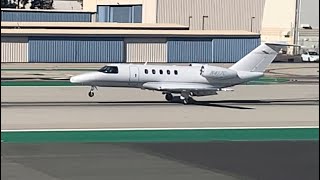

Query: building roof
[[1, 22, 190, 30], [1, 28, 260, 37]]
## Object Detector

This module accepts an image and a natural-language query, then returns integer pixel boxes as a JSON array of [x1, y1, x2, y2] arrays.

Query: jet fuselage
[[70, 64, 263, 89]]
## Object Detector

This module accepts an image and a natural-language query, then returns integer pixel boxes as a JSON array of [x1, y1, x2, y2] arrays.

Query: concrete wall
[[260, 0, 297, 44]]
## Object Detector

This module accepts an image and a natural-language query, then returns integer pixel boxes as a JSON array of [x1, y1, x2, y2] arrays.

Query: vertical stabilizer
[[229, 43, 292, 72]]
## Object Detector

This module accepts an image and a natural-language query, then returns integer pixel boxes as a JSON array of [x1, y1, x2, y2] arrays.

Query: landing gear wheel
[[182, 99, 189, 105], [165, 93, 174, 101], [180, 91, 191, 105], [88, 91, 94, 97]]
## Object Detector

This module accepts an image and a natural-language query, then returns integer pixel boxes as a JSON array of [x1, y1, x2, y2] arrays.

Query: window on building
[[97, 5, 142, 23], [167, 70, 170, 75], [145, 69, 148, 74], [159, 70, 163, 74], [152, 69, 156, 74], [174, 70, 178, 75], [112, 6, 131, 23]]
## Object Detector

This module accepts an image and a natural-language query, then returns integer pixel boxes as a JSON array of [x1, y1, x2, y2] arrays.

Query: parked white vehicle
[[301, 51, 319, 62]]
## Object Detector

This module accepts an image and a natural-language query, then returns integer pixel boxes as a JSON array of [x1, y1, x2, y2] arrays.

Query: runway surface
[[1, 84, 319, 130], [2, 141, 318, 180]]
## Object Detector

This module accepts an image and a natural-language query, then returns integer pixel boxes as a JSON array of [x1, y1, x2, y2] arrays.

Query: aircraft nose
[[70, 74, 85, 84], [70, 76, 78, 83], [70, 72, 100, 84]]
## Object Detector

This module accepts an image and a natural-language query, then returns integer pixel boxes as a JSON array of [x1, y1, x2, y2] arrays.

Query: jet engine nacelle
[[200, 65, 238, 79]]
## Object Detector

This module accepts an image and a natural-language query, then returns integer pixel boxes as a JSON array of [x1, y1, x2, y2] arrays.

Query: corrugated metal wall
[[157, 0, 266, 32], [212, 38, 260, 62], [167, 37, 260, 63], [168, 38, 212, 63], [28, 37, 124, 63], [1, 36, 28, 63], [125, 38, 167, 63], [1, 10, 92, 22], [1, 35, 260, 63]]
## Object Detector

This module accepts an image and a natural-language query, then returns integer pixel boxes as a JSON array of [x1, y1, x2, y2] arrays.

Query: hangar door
[[28, 37, 124, 63], [1, 37, 28, 63], [125, 38, 167, 63]]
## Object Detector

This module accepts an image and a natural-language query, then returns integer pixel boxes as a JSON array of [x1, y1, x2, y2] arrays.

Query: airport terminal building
[[1, 0, 318, 63]]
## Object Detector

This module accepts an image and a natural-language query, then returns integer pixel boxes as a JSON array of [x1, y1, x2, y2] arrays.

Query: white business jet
[[70, 43, 285, 104]]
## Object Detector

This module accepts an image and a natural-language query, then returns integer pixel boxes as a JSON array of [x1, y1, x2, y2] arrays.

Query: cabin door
[[129, 66, 139, 85]]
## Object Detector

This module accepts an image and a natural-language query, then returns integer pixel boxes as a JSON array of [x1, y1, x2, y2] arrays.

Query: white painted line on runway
[[1, 126, 319, 132]]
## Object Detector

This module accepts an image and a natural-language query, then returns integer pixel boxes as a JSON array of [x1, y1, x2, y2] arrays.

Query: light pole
[[188, 16, 192, 29], [294, 0, 301, 54], [202, 15, 208, 30], [250, 16, 255, 32]]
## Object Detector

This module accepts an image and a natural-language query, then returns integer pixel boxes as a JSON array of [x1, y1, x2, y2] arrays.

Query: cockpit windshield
[[98, 66, 119, 74]]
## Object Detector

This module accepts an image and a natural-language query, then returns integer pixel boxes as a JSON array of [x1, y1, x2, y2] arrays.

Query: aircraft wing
[[142, 82, 219, 92]]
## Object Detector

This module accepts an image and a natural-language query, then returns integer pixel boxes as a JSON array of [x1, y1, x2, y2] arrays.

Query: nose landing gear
[[88, 91, 94, 97], [88, 86, 97, 97]]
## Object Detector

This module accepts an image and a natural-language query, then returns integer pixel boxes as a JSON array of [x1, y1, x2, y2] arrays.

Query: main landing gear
[[180, 91, 191, 105], [165, 93, 174, 101], [164, 92, 192, 105], [88, 86, 97, 97]]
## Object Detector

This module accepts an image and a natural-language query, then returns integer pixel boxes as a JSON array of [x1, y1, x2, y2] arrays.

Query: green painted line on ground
[[1, 77, 289, 86], [1, 81, 75, 86], [1, 128, 318, 143]]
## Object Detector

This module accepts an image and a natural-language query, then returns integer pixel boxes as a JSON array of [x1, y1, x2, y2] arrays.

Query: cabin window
[[145, 69, 148, 74], [174, 70, 178, 75], [152, 69, 156, 74], [167, 70, 170, 75], [159, 70, 163, 74], [98, 66, 118, 74]]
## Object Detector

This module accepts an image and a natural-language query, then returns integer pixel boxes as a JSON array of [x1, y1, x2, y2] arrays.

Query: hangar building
[[1, 0, 318, 63]]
